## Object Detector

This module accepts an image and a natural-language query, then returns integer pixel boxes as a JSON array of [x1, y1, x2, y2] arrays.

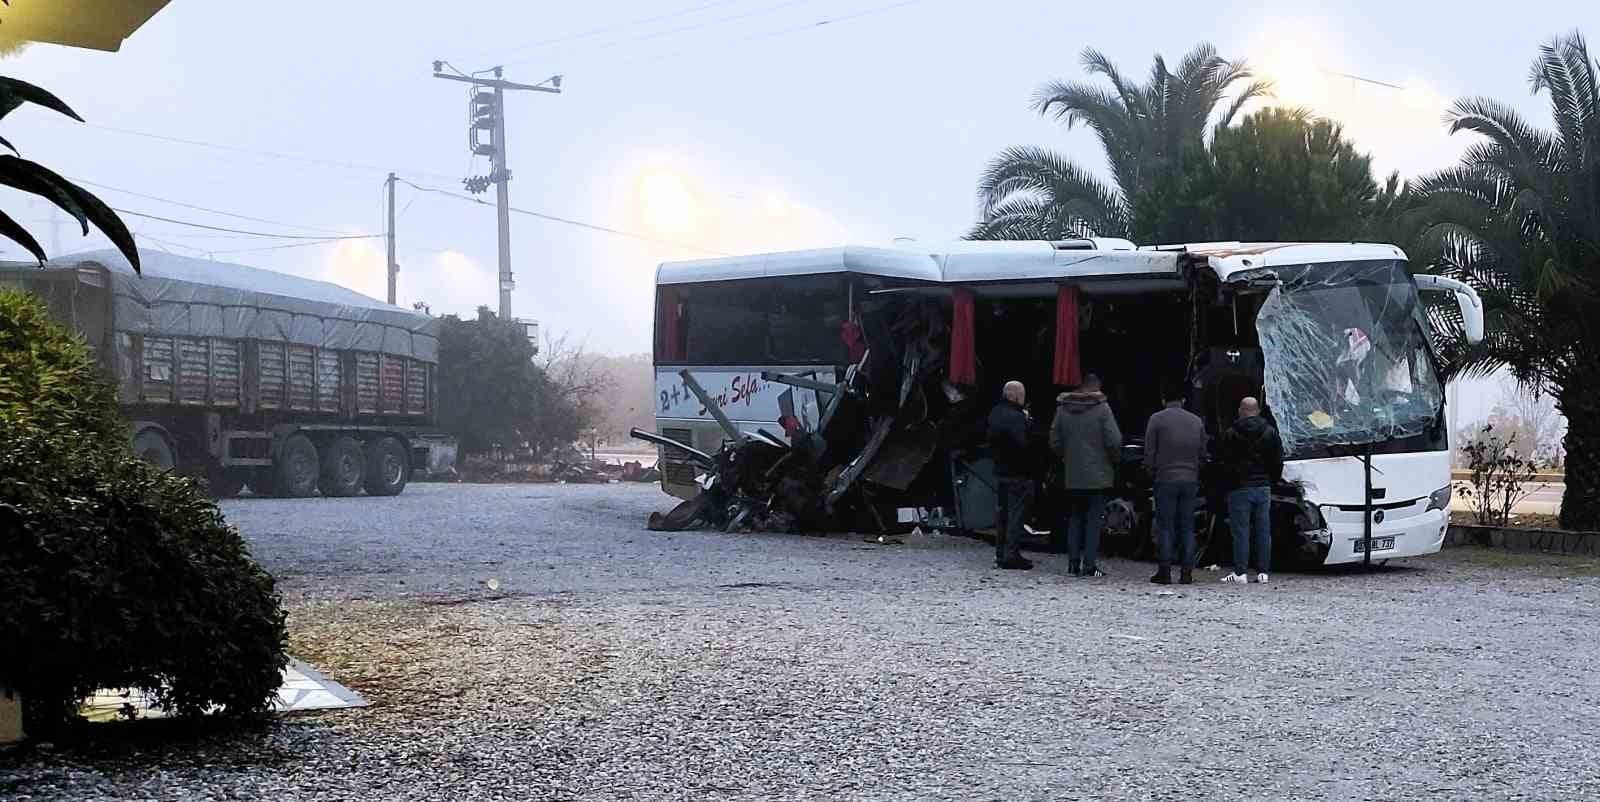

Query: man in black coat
[[1218, 396, 1285, 584], [988, 380, 1034, 570]]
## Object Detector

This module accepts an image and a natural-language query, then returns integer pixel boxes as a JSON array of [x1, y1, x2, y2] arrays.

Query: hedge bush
[[0, 289, 288, 733]]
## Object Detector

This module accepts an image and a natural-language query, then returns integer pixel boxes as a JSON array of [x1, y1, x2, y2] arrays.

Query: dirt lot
[[6, 483, 1600, 801]]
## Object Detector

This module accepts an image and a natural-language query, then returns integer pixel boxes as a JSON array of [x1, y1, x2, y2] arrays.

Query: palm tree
[[970, 44, 1270, 241], [1409, 31, 1600, 530]]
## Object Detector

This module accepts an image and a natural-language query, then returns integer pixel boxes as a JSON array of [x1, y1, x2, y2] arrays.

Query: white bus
[[650, 239, 1484, 567]]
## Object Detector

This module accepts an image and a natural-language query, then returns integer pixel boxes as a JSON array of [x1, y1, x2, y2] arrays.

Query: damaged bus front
[[1197, 244, 1484, 564]]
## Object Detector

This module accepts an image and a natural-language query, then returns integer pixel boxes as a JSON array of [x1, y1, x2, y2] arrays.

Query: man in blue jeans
[[1218, 396, 1284, 584], [1144, 384, 1206, 585]]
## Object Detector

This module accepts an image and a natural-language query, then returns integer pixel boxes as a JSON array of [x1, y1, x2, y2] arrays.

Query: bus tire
[[364, 436, 408, 497], [132, 428, 176, 472], [273, 433, 321, 498], [319, 435, 366, 497]]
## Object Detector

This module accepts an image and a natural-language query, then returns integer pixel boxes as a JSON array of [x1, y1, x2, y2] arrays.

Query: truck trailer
[[0, 249, 456, 498]]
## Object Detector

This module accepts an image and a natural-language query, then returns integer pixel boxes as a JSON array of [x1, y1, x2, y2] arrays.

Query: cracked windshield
[[1257, 260, 1445, 457]]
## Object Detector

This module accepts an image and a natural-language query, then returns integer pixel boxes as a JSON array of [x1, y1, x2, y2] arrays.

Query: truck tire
[[364, 436, 409, 497], [320, 436, 366, 497], [132, 429, 176, 472], [273, 433, 321, 498], [246, 468, 278, 498], [205, 466, 246, 499]]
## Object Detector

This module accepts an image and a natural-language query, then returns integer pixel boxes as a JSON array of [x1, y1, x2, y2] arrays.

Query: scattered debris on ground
[[451, 450, 661, 486]]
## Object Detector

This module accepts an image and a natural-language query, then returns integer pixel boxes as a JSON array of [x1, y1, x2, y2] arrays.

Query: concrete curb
[[1448, 524, 1600, 556], [1451, 470, 1565, 482]]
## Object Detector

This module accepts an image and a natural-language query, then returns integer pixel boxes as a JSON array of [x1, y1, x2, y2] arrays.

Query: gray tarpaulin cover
[[32, 249, 438, 363]]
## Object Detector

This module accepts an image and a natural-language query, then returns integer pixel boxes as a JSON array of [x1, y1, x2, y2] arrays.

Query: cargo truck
[[0, 249, 457, 498]]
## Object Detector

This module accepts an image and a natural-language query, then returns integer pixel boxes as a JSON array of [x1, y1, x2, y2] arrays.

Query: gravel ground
[[7, 483, 1600, 801]]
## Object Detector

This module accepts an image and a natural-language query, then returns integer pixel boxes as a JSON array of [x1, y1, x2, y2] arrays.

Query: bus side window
[[681, 281, 771, 365], [768, 274, 847, 364]]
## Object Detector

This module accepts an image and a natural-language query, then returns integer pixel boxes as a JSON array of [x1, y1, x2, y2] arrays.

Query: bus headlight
[[1426, 485, 1453, 512]]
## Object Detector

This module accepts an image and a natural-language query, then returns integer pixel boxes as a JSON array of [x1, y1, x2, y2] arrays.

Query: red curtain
[[840, 320, 866, 363], [1053, 284, 1081, 387], [949, 288, 976, 385], [656, 287, 683, 361]]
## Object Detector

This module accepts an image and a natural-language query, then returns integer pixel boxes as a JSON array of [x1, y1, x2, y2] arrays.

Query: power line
[[504, 0, 814, 70], [207, 238, 362, 256], [742, 0, 922, 45], [114, 208, 382, 240], [53, 120, 459, 181], [74, 177, 351, 236], [487, 0, 740, 65], [554, 0, 928, 73], [394, 177, 729, 256]]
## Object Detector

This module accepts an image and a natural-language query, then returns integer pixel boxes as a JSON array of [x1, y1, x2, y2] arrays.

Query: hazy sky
[[3, 0, 1594, 419]]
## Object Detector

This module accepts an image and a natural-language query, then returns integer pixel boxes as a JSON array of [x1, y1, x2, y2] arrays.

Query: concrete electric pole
[[431, 63, 561, 321], [385, 172, 398, 305]]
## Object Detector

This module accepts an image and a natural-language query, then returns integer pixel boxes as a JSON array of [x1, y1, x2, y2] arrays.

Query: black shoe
[[1150, 565, 1172, 585], [997, 556, 1034, 570], [1082, 564, 1103, 578], [1068, 559, 1081, 577], [1179, 567, 1194, 585]]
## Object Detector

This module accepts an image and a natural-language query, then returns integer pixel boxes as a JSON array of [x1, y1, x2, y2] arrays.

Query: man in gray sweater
[[1144, 383, 1207, 585]]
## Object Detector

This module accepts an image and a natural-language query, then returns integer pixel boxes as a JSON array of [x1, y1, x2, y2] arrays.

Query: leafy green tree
[[970, 44, 1269, 241], [1206, 107, 1379, 241], [1408, 31, 1600, 530], [436, 308, 589, 460]]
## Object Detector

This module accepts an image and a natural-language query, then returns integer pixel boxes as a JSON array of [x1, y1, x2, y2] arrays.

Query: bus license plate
[[1352, 537, 1395, 553]]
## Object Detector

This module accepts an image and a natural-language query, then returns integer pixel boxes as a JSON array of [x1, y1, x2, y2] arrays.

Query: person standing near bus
[[988, 380, 1034, 570], [1219, 396, 1284, 585], [1144, 384, 1207, 585], [1051, 374, 1122, 578]]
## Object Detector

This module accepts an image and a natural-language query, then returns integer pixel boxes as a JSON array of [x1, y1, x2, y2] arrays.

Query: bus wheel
[[132, 429, 176, 472], [320, 436, 366, 497], [273, 434, 321, 498], [364, 436, 409, 496]]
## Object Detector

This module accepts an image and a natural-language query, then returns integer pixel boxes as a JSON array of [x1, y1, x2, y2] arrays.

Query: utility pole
[[431, 62, 561, 321], [385, 172, 398, 305]]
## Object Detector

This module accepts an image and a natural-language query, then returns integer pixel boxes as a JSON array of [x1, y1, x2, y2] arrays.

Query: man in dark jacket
[[1218, 396, 1284, 585], [1050, 374, 1122, 577], [987, 380, 1033, 570]]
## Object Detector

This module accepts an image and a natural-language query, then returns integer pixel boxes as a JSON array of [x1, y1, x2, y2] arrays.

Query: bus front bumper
[[1315, 506, 1449, 565]]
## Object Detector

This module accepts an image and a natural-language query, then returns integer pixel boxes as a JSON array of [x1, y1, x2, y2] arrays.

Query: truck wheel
[[246, 468, 277, 497], [205, 466, 246, 499], [273, 433, 321, 498], [132, 429, 176, 472], [364, 436, 409, 496], [320, 436, 366, 497]]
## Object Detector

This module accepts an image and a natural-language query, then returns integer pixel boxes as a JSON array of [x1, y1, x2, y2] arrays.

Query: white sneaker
[[1255, 573, 1270, 584], [1221, 572, 1249, 584]]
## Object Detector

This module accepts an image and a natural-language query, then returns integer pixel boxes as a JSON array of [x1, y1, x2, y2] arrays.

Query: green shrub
[[0, 289, 288, 733]]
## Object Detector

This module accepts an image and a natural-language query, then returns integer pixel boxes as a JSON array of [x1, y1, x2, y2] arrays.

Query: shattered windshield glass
[[1255, 260, 1445, 458]]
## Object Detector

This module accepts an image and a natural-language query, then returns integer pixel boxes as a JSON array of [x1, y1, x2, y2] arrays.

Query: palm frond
[[974, 145, 1129, 236]]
